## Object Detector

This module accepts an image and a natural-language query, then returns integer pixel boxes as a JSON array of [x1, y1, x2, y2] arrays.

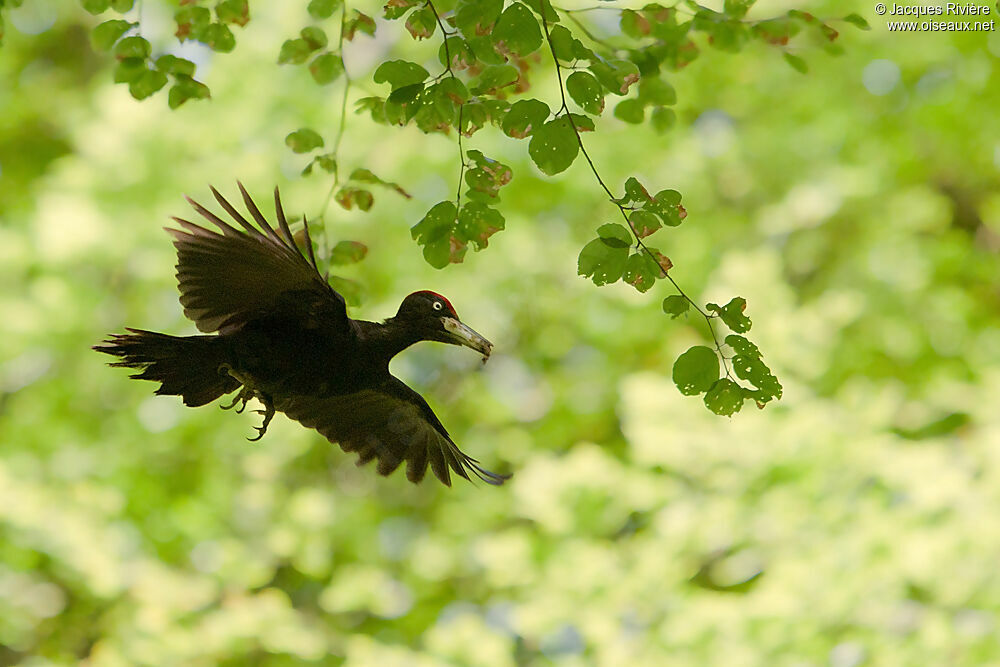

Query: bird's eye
[[433, 301, 443, 311]]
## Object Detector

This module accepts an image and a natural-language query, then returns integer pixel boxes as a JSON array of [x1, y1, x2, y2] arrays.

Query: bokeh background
[[2, 0, 1000, 664]]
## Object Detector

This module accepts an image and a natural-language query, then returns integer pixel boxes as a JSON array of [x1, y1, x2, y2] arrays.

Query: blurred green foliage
[[1, 1, 999, 665]]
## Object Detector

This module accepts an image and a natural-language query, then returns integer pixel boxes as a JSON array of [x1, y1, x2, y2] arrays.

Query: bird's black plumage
[[95, 184, 508, 486]]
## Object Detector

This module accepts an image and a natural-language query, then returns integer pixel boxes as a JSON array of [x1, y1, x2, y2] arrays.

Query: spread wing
[[276, 377, 509, 487], [167, 183, 347, 334]]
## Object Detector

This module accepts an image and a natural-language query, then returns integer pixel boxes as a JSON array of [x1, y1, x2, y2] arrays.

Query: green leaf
[[707, 297, 752, 333], [547, 24, 592, 61], [638, 76, 676, 106], [457, 202, 505, 249], [705, 378, 743, 416], [783, 52, 808, 74], [662, 295, 689, 318], [373, 60, 429, 90], [404, 7, 437, 39], [155, 55, 196, 77], [439, 36, 477, 70], [411, 201, 459, 269], [673, 346, 719, 396], [285, 128, 324, 153], [175, 6, 211, 41], [623, 252, 659, 293], [329, 241, 368, 265], [113, 58, 147, 84], [492, 2, 542, 57], [202, 22, 236, 52], [128, 69, 168, 100], [725, 335, 761, 359], [469, 64, 518, 96], [81, 0, 111, 15], [168, 75, 210, 108], [335, 187, 374, 212], [501, 99, 550, 139], [92, 20, 133, 51], [349, 168, 411, 198], [732, 353, 782, 403], [111, 0, 134, 10], [383, 0, 419, 19], [315, 153, 338, 173], [528, 116, 578, 176], [464, 150, 513, 200], [566, 71, 604, 115], [521, 0, 558, 23], [308, 0, 342, 19], [614, 99, 645, 124], [650, 107, 676, 133], [589, 59, 640, 96], [629, 210, 660, 239], [343, 10, 376, 40], [309, 53, 344, 84], [455, 0, 503, 39], [843, 13, 870, 30], [300, 26, 327, 50], [113, 35, 151, 60], [597, 222, 632, 248], [216, 0, 249, 26], [578, 237, 629, 286], [384, 83, 423, 125], [328, 275, 362, 307], [621, 9, 652, 39]]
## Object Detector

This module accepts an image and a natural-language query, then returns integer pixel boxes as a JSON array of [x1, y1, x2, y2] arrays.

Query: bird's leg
[[218, 364, 273, 441], [248, 391, 274, 442]]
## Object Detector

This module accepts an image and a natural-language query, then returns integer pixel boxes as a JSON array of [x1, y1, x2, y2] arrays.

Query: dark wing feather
[[276, 377, 509, 487], [168, 184, 346, 334]]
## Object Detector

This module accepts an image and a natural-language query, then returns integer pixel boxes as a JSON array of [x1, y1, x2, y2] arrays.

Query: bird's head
[[395, 291, 493, 360]]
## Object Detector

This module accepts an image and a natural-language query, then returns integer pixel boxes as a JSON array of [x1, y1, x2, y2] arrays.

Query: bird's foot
[[247, 394, 274, 442], [220, 385, 255, 414]]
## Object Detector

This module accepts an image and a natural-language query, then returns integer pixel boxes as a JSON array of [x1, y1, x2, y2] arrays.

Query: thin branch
[[426, 0, 467, 210], [316, 1, 353, 231], [540, 11, 734, 380]]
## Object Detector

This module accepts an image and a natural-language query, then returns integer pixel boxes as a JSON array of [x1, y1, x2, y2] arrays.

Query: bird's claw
[[247, 400, 274, 442], [220, 385, 254, 413]]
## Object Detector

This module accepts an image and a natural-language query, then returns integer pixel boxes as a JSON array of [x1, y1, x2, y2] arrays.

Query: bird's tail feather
[[94, 328, 239, 407]]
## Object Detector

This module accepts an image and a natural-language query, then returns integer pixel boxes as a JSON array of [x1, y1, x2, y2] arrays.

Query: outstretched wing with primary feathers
[[167, 183, 347, 335], [276, 376, 509, 487]]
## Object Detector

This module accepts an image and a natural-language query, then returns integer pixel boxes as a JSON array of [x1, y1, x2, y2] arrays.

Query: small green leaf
[[167, 75, 210, 108], [630, 210, 660, 239], [578, 237, 629, 286], [349, 168, 411, 198], [411, 201, 459, 269], [547, 24, 592, 61], [285, 128, 324, 153], [128, 68, 168, 100], [175, 6, 211, 41], [308, 0, 342, 20], [662, 295, 689, 318], [638, 76, 676, 106], [457, 202, 505, 249], [650, 107, 676, 133], [528, 116, 578, 176], [725, 335, 761, 359], [315, 153, 337, 173], [329, 240, 368, 264], [405, 7, 437, 39], [114, 58, 147, 83], [469, 64, 518, 95], [300, 26, 327, 49], [309, 52, 344, 84], [335, 187, 374, 212], [621, 9, 652, 39], [343, 10, 376, 39], [373, 59, 429, 90], [455, 0, 504, 38], [783, 52, 808, 74], [706, 297, 752, 333], [439, 36, 477, 70], [113, 35, 151, 60], [623, 252, 659, 293], [842, 13, 870, 30], [111, 0, 134, 10], [521, 0, 558, 22], [732, 353, 782, 403], [501, 99, 550, 139], [81, 0, 111, 15], [492, 2, 542, 57], [464, 150, 513, 200], [216, 0, 249, 26], [155, 55, 196, 76], [673, 346, 719, 396], [589, 59, 640, 96], [597, 223, 632, 248], [202, 22, 236, 52], [566, 71, 604, 115], [92, 20, 133, 51], [614, 99, 645, 124], [705, 378, 743, 416]]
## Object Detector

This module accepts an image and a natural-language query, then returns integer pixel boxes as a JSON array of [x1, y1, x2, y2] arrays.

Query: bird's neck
[[364, 317, 424, 363]]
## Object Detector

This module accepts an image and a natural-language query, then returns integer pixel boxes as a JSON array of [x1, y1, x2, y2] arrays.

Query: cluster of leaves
[[77, 0, 251, 106], [37, 0, 865, 415]]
